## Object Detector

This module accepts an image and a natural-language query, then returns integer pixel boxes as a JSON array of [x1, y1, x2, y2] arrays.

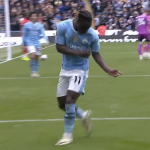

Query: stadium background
[[1, 0, 150, 32], [1, 0, 148, 44], [1, 1, 150, 150]]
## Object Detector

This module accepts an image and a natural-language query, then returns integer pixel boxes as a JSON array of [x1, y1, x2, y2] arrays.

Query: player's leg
[[141, 35, 150, 59], [57, 96, 84, 118], [144, 42, 150, 52], [56, 75, 91, 145], [57, 75, 88, 119], [34, 54, 40, 77], [27, 46, 38, 77], [57, 75, 83, 116], [138, 34, 143, 60], [143, 35, 150, 59], [21, 47, 30, 61], [30, 48, 41, 77], [68, 75, 92, 135], [56, 90, 79, 146]]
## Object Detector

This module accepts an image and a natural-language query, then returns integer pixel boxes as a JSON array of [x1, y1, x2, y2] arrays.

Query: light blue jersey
[[22, 21, 48, 47], [56, 20, 100, 71]]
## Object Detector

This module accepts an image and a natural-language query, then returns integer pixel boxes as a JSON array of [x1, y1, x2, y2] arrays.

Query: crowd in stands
[[94, 0, 150, 30], [0, 0, 150, 31], [0, 0, 4, 31]]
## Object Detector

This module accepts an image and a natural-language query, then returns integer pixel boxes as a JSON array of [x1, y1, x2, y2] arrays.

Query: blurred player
[[19, 13, 30, 61], [22, 12, 49, 77], [136, 10, 150, 60], [143, 9, 150, 58], [55, 10, 122, 146]]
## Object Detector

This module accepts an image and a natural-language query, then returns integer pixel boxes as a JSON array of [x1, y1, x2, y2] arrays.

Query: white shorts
[[27, 46, 41, 56], [57, 69, 89, 97]]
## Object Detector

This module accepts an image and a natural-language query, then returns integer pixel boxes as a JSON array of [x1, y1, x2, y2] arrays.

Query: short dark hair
[[22, 12, 28, 18], [76, 10, 92, 23], [29, 12, 38, 17], [100, 20, 105, 25]]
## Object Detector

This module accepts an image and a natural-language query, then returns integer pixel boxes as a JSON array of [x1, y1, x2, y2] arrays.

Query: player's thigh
[[66, 90, 80, 104], [66, 75, 87, 104], [27, 46, 36, 59], [145, 34, 150, 42], [35, 48, 41, 57], [57, 76, 69, 98], [57, 96, 66, 109], [138, 35, 143, 44]]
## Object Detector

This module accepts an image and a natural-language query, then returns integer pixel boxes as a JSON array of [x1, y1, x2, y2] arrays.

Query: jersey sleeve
[[55, 22, 66, 45], [145, 16, 149, 26], [22, 24, 27, 45], [39, 25, 49, 43], [91, 34, 100, 53]]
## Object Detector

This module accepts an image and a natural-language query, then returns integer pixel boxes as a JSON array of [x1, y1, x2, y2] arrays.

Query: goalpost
[[4, 0, 12, 61], [0, 0, 11, 62]]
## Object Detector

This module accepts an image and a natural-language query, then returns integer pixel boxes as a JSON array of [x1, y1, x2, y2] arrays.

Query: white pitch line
[[1, 117, 150, 123], [0, 44, 56, 65], [90, 75, 150, 78], [0, 75, 150, 80], [0, 76, 58, 80]]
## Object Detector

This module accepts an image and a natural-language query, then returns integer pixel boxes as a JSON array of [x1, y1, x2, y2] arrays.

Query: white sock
[[63, 132, 72, 138], [139, 55, 143, 60]]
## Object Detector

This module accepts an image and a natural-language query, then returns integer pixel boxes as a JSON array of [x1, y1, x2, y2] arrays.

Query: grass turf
[[0, 42, 150, 150]]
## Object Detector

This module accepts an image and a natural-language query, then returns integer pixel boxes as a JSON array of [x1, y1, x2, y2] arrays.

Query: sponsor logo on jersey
[[82, 39, 88, 44]]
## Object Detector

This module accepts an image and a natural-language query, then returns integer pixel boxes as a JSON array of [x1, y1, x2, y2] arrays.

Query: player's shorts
[[57, 69, 89, 97], [138, 34, 150, 42], [27, 46, 41, 55]]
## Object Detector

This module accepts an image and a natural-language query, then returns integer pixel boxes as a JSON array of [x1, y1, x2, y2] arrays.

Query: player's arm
[[56, 22, 90, 58], [146, 16, 150, 33], [40, 25, 49, 44], [92, 52, 110, 73], [56, 44, 90, 58], [22, 24, 27, 46], [91, 36, 122, 77]]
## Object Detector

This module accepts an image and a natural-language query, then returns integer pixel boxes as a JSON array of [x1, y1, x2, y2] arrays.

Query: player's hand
[[79, 51, 91, 58], [107, 69, 122, 77]]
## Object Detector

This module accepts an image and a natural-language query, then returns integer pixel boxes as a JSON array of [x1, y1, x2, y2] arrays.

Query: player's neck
[[31, 20, 37, 24], [73, 21, 78, 32]]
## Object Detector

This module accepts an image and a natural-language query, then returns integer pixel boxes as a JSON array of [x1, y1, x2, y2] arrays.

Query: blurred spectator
[[0, 0, 4, 31], [97, 20, 107, 35], [93, 0, 148, 30]]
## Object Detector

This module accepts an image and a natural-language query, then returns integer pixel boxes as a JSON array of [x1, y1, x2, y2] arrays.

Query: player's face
[[31, 14, 38, 22], [76, 21, 91, 34]]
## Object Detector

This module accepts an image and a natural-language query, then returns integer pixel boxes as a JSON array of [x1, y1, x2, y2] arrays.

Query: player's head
[[29, 12, 38, 22], [100, 19, 105, 26], [74, 10, 92, 34]]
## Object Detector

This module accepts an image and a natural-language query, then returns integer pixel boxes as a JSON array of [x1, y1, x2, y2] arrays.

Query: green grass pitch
[[0, 43, 150, 150]]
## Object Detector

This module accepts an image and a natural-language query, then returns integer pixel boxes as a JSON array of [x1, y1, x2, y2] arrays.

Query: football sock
[[30, 60, 36, 73], [61, 105, 83, 118], [76, 106, 84, 118], [144, 43, 150, 52], [138, 44, 142, 55], [35, 60, 39, 73], [64, 104, 76, 133]]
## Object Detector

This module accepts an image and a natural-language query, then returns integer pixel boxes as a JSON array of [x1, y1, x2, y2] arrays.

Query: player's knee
[[58, 103, 65, 110], [66, 96, 76, 104], [30, 53, 36, 59]]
